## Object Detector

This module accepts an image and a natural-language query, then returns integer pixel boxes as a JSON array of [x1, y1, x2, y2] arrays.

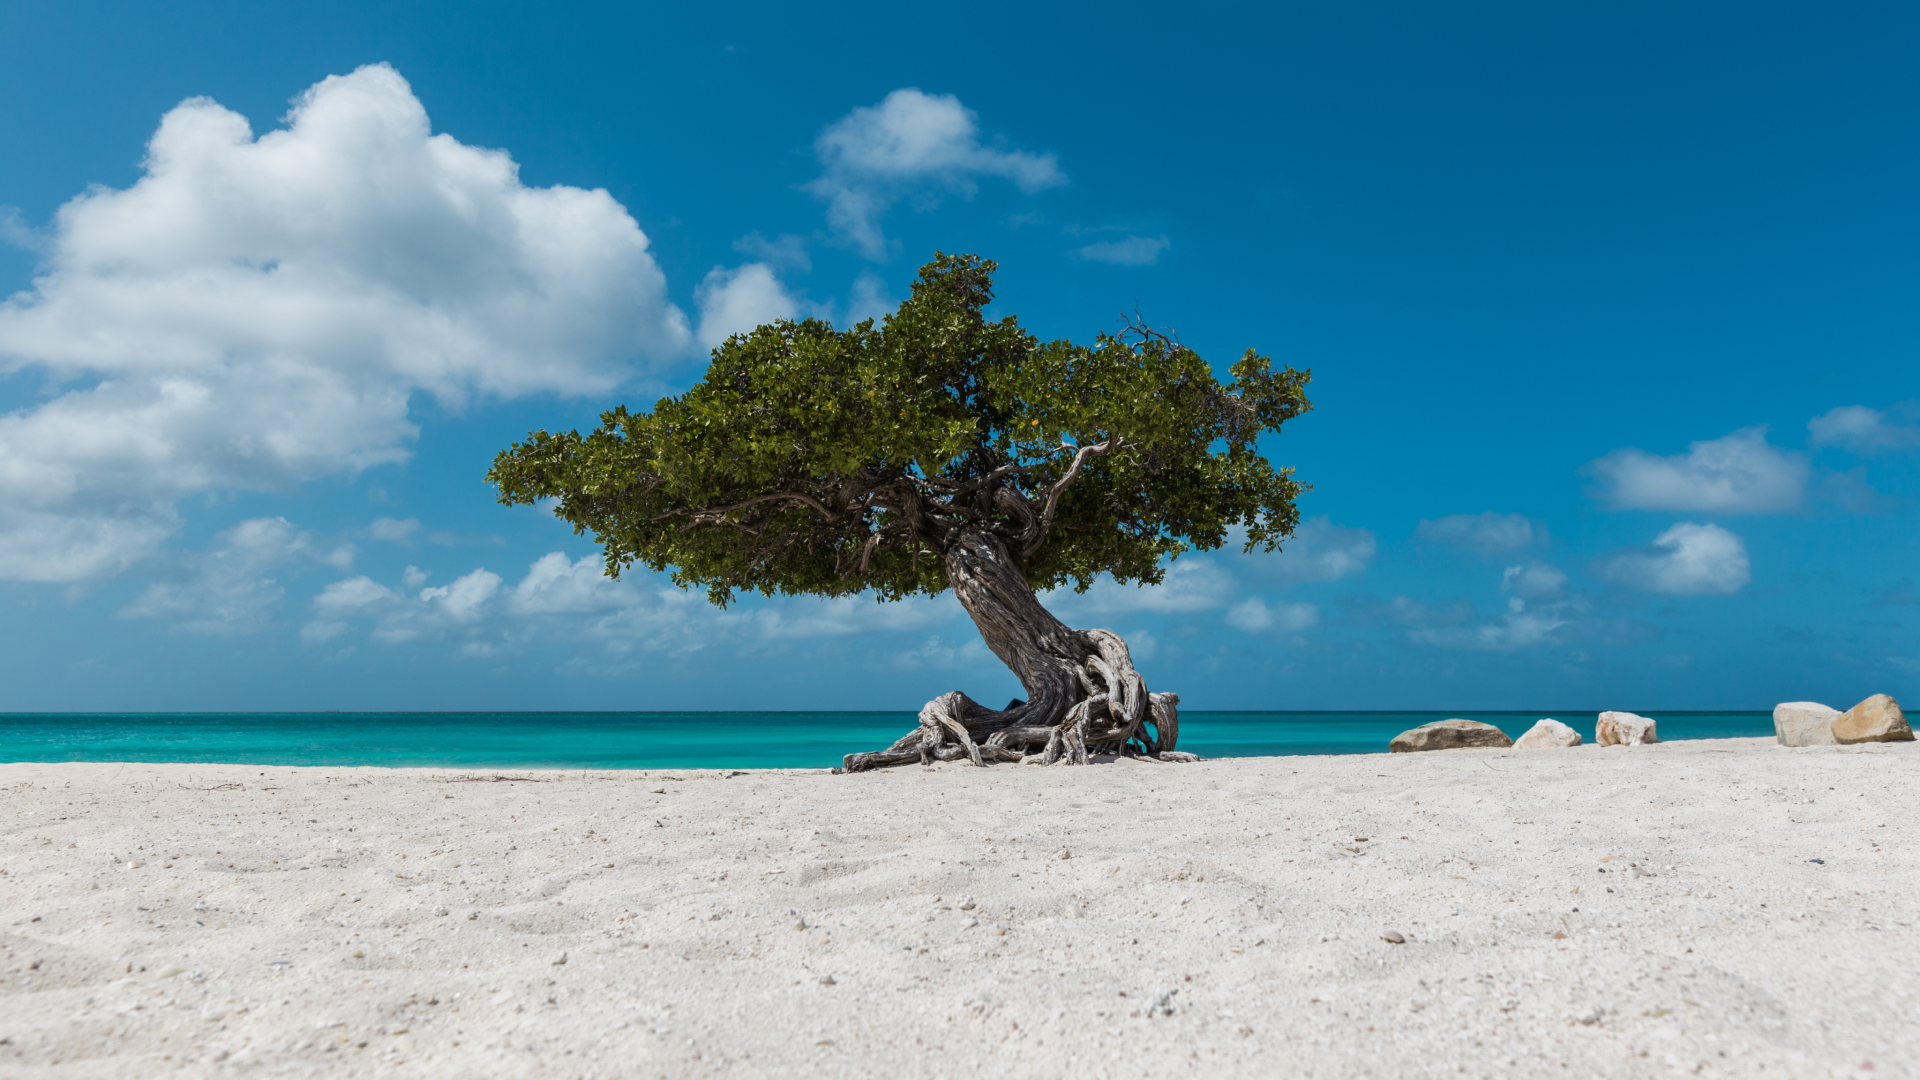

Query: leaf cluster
[[488, 253, 1312, 606]]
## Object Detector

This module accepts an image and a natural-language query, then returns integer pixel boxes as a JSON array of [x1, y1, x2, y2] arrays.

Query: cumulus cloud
[[806, 88, 1065, 260], [0, 206, 45, 251], [693, 262, 900, 347], [1072, 235, 1169, 267], [1417, 512, 1543, 555], [1042, 556, 1235, 619], [303, 551, 974, 656], [1582, 427, 1807, 514], [694, 263, 800, 350], [1808, 404, 1920, 455], [1389, 564, 1579, 651], [1238, 517, 1376, 583], [1224, 597, 1320, 634], [1500, 562, 1567, 601], [303, 566, 504, 647], [1591, 522, 1751, 596], [508, 553, 638, 615], [119, 517, 352, 634], [0, 63, 689, 582]]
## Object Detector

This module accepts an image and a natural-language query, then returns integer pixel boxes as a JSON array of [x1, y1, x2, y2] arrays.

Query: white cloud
[[0, 63, 689, 582], [1409, 609, 1569, 652], [1582, 427, 1807, 513], [846, 271, 896, 325], [806, 88, 1066, 260], [1500, 562, 1567, 601], [1418, 512, 1542, 555], [313, 575, 400, 617], [695, 263, 900, 347], [303, 551, 974, 656], [120, 516, 352, 634], [1224, 597, 1320, 634], [1043, 556, 1235, 619], [324, 566, 504, 646], [1404, 560, 1585, 651], [889, 633, 994, 671], [368, 517, 421, 542], [694, 263, 799, 350], [0, 206, 46, 252], [1072, 235, 1169, 267], [305, 566, 514, 646], [749, 592, 963, 640], [1591, 522, 1751, 596], [1237, 517, 1376, 582], [415, 569, 502, 625], [1808, 404, 1920, 455], [302, 574, 398, 645], [508, 552, 638, 615]]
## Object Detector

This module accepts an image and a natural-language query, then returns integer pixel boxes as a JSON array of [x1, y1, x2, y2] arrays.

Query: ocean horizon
[[0, 710, 1775, 770]]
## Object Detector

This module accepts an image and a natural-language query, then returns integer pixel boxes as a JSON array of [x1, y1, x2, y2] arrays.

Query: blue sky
[[0, 0, 1915, 712]]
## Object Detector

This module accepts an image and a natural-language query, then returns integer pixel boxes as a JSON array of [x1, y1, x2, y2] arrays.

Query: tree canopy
[[488, 253, 1312, 607]]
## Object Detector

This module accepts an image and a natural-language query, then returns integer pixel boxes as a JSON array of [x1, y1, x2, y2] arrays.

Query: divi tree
[[489, 254, 1312, 771]]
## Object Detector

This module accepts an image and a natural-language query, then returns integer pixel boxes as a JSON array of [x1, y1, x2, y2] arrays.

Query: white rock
[[1773, 702, 1838, 747], [1514, 718, 1582, 749], [1596, 712, 1658, 746]]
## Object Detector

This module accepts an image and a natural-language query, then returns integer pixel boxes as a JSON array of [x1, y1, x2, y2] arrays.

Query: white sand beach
[[3, 738, 1916, 1079]]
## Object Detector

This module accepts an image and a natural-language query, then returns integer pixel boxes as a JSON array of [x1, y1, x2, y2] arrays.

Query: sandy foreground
[[2, 738, 1916, 1080]]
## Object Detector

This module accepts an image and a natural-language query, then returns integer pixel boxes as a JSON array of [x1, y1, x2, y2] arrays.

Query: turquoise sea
[[0, 711, 1773, 770]]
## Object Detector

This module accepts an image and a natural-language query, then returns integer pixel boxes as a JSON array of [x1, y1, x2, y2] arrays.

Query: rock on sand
[[1513, 718, 1582, 749], [1596, 711, 1658, 746], [1388, 719, 1513, 752], [1773, 702, 1839, 747], [1832, 694, 1913, 744]]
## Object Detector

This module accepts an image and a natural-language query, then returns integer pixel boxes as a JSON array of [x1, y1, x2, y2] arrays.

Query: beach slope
[[3, 738, 1915, 1078]]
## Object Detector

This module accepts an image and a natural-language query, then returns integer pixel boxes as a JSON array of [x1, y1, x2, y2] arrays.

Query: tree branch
[[656, 490, 839, 526], [1029, 436, 1123, 554]]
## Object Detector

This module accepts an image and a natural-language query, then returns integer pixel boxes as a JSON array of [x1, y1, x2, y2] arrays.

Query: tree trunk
[[840, 529, 1193, 772]]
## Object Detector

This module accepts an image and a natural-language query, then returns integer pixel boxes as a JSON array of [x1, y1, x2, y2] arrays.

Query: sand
[[2, 737, 1916, 1079]]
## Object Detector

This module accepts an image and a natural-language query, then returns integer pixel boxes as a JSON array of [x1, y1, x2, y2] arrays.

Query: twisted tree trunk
[[841, 530, 1194, 772]]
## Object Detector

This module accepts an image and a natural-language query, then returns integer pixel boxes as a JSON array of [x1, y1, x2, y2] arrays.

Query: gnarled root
[[841, 628, 1195, 772]]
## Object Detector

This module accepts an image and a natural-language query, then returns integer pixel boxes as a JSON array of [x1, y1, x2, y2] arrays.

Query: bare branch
[[1033, 435, 1123, 549], [656, 490, 839, 526]]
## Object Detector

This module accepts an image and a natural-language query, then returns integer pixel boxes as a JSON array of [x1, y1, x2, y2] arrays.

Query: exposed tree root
[[839, 530, 1200, 772], [841, 630, 1197, 772]]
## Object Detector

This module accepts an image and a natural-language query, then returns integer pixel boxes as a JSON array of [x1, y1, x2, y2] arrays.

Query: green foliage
[[488, 253, 1312, 606]]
